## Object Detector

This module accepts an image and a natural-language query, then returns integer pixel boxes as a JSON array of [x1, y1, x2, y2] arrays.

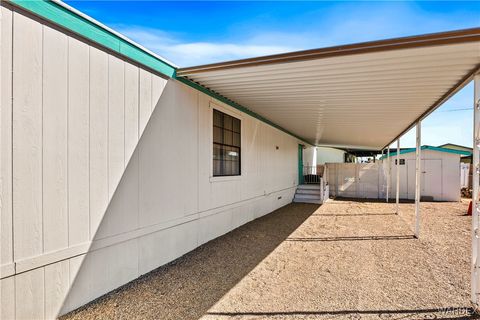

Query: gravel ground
[[61, 199, 477, 320]]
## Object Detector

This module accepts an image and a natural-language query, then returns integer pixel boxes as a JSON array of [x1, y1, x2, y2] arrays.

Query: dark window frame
[[394, 159, 406, 165], [213, 109, 241, 177]]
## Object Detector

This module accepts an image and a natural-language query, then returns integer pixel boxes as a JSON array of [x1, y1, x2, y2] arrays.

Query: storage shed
[[381, 146, 471, 201]]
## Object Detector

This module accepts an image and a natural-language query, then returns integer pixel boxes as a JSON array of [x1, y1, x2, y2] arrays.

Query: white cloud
[[115, 26, 296, 66]]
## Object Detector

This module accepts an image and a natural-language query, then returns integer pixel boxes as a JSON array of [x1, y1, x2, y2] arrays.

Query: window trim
[[209, 102, 243, 181]]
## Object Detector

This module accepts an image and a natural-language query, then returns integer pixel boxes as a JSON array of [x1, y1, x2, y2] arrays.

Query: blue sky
[[66, 1, 479, 148]]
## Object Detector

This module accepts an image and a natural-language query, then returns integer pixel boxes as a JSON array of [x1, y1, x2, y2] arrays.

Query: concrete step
[[294, 193, 321, 200], [293, 197, 322, 204], [296, 188, 320, 195]]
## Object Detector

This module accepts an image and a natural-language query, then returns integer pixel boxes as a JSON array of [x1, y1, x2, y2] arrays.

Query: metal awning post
[[386, 146, 390, 202], [396, 139, 400, 214], [414, 122, 422, 238], [472, 73, 480, 307]]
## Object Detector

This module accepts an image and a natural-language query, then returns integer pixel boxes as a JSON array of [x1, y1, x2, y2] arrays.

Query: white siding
[[89, 47, 109, 238], [0, 8, 15, 319], [124, 63, 139, 163], [138, 69, 152, 136], [68, 37, 91, 246], [12, 12, 43, 261], [1, 6, 13, 276], [43, 26, 68, 253], [1, 7, 301, 319], [0, 277, 15, 319], [107, 55, 125, 199], [44, 261, 70, 319]]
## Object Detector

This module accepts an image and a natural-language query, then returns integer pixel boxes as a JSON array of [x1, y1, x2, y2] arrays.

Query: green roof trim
[[9, 0, 176, 78], [177, 77, 314, 146], [380, 145, 472, 160]]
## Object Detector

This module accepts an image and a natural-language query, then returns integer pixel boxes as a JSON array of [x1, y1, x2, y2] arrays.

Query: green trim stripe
[[177, 77, 313, 146], [380, 145, 471, 159], [9, 0, 176, 77]]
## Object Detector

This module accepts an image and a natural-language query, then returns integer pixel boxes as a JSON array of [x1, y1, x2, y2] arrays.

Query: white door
[[423, 159, 442, 200], [407, 159, 442, 200]]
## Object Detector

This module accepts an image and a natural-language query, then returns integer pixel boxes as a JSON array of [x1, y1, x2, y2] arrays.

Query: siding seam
[[11, 9, 17, 320], [66, 36, 70, 247], [41, 22, 44, 256], [87, 44, 91, 241]]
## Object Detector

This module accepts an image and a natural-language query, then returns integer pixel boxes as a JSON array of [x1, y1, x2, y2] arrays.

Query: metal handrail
[[303, 165, 323, 184]]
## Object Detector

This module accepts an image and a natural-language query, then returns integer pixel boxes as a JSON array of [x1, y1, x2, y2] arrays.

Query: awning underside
[[178, 30, 480, 149]]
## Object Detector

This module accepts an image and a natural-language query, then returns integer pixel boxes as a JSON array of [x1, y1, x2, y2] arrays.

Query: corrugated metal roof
[[178, 29, 480, 149]]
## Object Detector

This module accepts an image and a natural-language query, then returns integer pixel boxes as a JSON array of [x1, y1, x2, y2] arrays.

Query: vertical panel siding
[[42, 26, 68, 253], [12, 12, 43, 260], [151, 74, 165, 112], [89, 47, 109, 238], [107, 56, 125, 199], [15, 268, 44, 319], [138, 69, 152, 136], [64, 255, 88, 314], [96, 151, 139, 239], [0, 277, 15, 319], [196, 93, 210, 212], [68, 37, 90, 246], [138, 82, 198, 227], [44, 261, 69, 319], [124, 63, 139, 163], [0, 6, 13, 270]]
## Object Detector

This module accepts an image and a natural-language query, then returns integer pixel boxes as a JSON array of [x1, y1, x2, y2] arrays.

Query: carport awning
[[177, 28, 480, 150]]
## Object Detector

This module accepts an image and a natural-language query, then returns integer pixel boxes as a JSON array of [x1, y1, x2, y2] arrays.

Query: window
[[395, 159, 405, 165], [213, 109, 241, 176]]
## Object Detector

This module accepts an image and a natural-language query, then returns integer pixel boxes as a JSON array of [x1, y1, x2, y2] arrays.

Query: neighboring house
[[438, 143, 473, 164], [316, 146, 348, 164], [380, 146, 471, 201]]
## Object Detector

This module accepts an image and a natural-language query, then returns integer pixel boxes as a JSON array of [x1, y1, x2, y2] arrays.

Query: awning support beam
[[471, 73, 480, 307], [396, 139, 400, 214], [414, 122, 421, 238], [386, 146, 390, 203]]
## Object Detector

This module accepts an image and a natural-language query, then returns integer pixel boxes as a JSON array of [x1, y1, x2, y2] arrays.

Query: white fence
[[326, 163, 387, 199]]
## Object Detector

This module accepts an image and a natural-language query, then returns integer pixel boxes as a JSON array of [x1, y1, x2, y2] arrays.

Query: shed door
[[407, 159, 442, 201], [423, 159, 442, 200]]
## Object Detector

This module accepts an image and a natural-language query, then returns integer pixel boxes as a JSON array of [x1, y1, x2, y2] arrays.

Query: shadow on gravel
[[206, 307, 480, 320], [61, 203, 318, 320], [285, 235, 416, 242], [311, 212, 397, 217]]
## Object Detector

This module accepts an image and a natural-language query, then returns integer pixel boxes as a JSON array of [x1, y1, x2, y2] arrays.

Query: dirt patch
[[61, 200, 476, 320]]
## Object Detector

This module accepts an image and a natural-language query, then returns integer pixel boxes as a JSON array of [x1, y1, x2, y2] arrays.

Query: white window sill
[[210, 175, 242, 183]]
